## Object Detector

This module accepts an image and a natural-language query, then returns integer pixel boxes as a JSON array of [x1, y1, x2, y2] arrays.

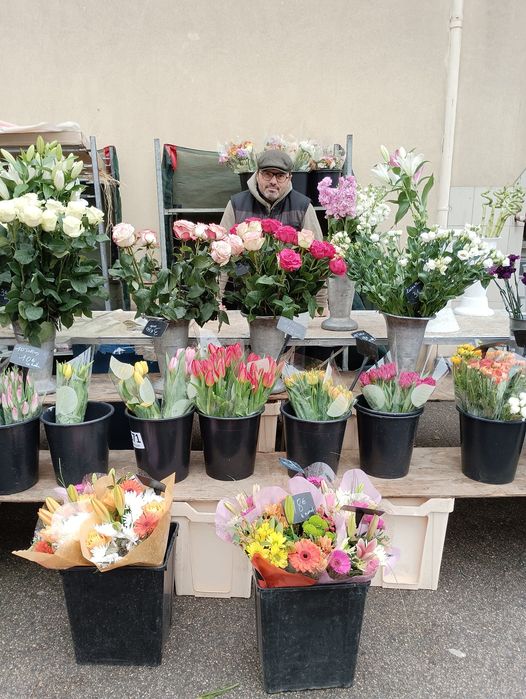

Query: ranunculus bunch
[[0, 139, 108, 345], [451, 346, 526, 421], [359, 362, 436, 413], [189, 342, 283, 417], [110, 220, 231, 327], [223, 217, 347, 320]]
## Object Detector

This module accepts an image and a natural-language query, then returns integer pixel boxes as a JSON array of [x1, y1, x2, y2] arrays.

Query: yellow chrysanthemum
[[245, 541, 268, 560], [254, 521, 274, 543], [267, 530, 287, 548], [268, 549, 289, 568]]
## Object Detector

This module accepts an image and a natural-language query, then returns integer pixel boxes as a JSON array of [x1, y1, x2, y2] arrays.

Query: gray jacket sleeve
[[302, 204, 324, 240], [220, 201, 235, 232]]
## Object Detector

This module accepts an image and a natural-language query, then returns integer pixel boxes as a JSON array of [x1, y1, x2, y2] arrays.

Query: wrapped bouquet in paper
[[55, 349, 93, 424], [282, 362, 353, 471], [215, 467, 394, 588], [13, 469, 174, 571]]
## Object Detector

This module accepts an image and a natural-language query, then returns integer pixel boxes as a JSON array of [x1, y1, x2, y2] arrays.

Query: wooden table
[[0, 309, 513, 348], [2, 447, 525, 504]]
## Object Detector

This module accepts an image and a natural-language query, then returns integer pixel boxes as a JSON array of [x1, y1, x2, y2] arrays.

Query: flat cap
[[257, 150, 293, 173]]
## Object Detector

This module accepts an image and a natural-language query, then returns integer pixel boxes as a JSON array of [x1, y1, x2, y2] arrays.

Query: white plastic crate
[[171, 500, 252, 598], [257, 400, 281, 453], [371, 497, 455, 590]]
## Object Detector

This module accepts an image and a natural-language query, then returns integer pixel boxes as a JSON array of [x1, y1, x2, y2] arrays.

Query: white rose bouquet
[[0, 138, 108, 345]]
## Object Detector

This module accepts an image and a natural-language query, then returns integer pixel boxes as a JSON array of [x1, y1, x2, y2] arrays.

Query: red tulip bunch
[[190, 343, 283, 417]]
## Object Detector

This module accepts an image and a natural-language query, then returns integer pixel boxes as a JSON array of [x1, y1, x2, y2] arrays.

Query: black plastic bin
[[255, 577, 370, 693], [0, 415, 40, 495], [198, 410, 262, 480], [59, 523, 178, 666]]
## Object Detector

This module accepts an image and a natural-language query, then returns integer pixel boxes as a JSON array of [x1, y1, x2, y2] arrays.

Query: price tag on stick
[[352, 330, 378, 361], [288, 492, 317, 523], [142, 319, 169, 338]]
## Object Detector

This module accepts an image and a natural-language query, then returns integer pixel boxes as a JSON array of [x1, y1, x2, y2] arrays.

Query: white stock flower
[[370, 233, 380, 243], [41, 209, 58, 232], [62, 215, 84, 238], [424, 259, 437, 272], [399, 257, 409, 267], [457, 249, 470, 261]]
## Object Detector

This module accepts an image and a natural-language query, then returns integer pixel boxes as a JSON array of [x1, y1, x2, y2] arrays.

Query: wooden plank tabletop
[[2, 447, 524, 504], [0, 309, 513, 348]]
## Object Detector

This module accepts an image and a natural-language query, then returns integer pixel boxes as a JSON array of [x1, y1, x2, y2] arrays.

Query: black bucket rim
[[125, 407, 195, 423], [41, 401, 115, 427], [456, 405, 525, 426], [197, 408, 264, 421], [0, 413, 41, 430], [281, 400, 351, 425], [354, 394, 424, 419]]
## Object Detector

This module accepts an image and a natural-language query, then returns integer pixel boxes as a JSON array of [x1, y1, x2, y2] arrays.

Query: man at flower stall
[[220, 150, 323, 239]]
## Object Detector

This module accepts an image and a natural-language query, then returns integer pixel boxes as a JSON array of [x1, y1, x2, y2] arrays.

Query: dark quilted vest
[[230, 189, 310, 228]]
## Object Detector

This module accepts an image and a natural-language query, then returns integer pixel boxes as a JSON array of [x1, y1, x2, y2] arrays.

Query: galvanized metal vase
[[381, 312, 432, 372], [321, 275, 358, 331], [12, 322, 56, 394], [248, 317, 286, 394], [152, 319, 190, 391], [510, 316, 526, 350]]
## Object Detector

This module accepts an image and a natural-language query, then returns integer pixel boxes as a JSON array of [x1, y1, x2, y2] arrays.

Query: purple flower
[[317, 175, 357, 219], [328, 550, 351, 575]]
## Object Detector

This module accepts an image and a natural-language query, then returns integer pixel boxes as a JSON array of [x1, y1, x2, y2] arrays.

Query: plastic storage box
[[257, 400, 281, 452], [372, 497, 454, 590], [172, 501, 252, 598], [256, 578, 370, 693], [59, 523, 178, 665]]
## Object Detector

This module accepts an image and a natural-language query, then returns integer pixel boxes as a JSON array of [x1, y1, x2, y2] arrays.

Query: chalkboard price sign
[[352, 330, 378, 361], [10, 344, 51, 370], [405, 281, 424, 305], [142, 319, 169, 338], [290, 491, 317, 523], [277, 314, 309, 340]]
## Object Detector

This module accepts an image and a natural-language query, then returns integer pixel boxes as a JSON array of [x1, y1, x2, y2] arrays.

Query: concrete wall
[[2, 0, 525, 230]]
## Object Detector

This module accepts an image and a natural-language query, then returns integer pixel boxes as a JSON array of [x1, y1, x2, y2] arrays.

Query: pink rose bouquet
[[111, 220, 236, 326], [224, 217, 347, 320]]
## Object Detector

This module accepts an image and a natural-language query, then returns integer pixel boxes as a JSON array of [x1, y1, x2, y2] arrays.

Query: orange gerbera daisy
[[133, 511, 160, 539], [121, 478, 145, 495], [288, 539, 323, 574]]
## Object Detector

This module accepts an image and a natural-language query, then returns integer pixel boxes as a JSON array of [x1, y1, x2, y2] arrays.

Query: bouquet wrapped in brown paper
[[13, 470, 174, 572]]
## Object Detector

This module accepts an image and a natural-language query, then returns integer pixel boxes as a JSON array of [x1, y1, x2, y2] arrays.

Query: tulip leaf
[[109, 355, 134, 380], [411, 383, 435, 407], [56, 385, 78, 414], [361, 385, 386, 411], [139, 378, 156, 405], [327, 393, 351, 418]]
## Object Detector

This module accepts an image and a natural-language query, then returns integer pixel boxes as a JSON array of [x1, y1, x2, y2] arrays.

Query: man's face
[[256, 169, 291, 202]]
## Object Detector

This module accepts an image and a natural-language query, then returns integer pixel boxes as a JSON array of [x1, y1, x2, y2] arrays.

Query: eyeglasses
[[258, 170, 290, 183]]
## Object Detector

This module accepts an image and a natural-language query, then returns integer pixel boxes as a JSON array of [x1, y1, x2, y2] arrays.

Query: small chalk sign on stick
[[10, 344, 51, 370], [286, 491, 317, 524], [352, 330, 378, 361], [276, 313, 309, 340], [142, 319, 169, 338]]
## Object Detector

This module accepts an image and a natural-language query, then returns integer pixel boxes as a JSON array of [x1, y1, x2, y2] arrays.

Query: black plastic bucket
[[59, 522, 178, 665], [291, 171, 310, 196], [198, 410, 261, 480], [354, 394, 422, 478], [41, 401, 114, 486], [0, 415, 40, 495], [458, 407, 526, 484], [308, 169, 342, 206], [256, 577, 370, 693], [239, 172, 254, 191], [127, 409, 194, 482], [281, 401, 348, 473]]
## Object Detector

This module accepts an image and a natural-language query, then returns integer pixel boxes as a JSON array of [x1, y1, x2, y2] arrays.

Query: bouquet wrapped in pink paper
[[215, 466, 394, 588]]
